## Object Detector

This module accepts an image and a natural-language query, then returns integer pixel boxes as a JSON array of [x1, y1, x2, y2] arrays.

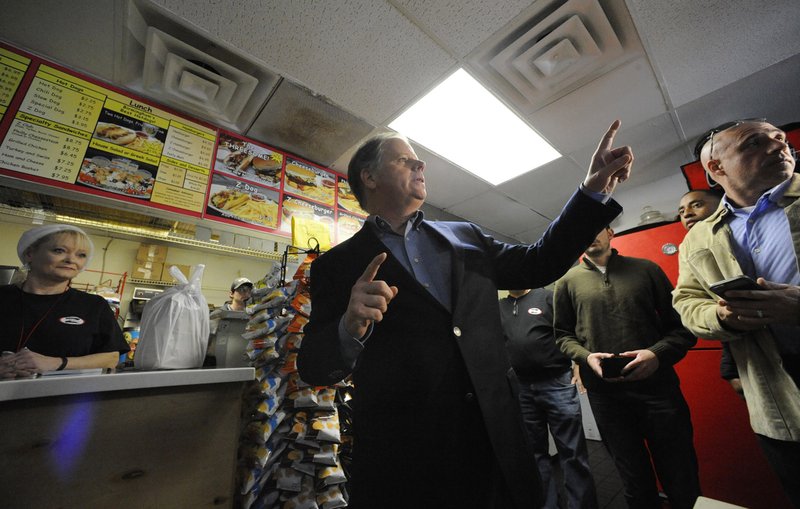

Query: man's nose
[[411, 159, 425, 171], [768, 136, 790, 153]]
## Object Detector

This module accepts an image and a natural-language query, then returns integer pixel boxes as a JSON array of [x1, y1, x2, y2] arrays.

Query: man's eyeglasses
[[693, 118, 766, 161]]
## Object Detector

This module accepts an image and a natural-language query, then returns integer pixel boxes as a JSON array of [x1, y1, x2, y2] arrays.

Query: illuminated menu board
[[0, 47, 30, 124], [0, 42, 365, 244], [0, 48, 215, 216]]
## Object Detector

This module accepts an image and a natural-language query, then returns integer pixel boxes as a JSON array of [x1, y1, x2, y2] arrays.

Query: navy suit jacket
[[298, 189, 621, 508]]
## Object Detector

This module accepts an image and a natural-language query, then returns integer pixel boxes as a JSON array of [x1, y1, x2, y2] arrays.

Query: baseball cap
[[17, 224, 94, 266], [231, 277, 253, 291]]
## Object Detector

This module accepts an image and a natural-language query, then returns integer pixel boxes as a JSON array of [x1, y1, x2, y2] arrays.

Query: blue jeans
[[518, 370, 598, 509], [587, 386, 700, 509]]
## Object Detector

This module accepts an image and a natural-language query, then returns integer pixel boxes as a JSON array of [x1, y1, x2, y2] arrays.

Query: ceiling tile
[[627, 0, 800, 107], [514, 218, 558, 245], [675, 53, 800, 143], [568, 112, 684, 188], [246, 80, 375, 168], [528, 57, 667, 155], [414, 145, 493, 209], [496, 157, 585, 219], [155, 0, 456, 126], [394, 0, 535, 58], [0, 0, 116, 80], [445, 190, 550, 236]]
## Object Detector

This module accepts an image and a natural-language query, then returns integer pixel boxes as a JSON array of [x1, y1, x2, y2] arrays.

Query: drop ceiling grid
[[413, 145, 494, 209], [526, 57, 668, 156], [393, 0, 537, 58], [625, 0, 800, 108], [445, 190, 553, 236], [496, 157, 587, 218], [157, 0, 457, 126]]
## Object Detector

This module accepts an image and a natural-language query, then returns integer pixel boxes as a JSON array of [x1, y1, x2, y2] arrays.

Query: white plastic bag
[[135, 264, 210, 369]]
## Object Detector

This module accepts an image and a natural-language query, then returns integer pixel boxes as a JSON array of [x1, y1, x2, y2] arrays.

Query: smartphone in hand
[[600, 356, 629, 378], [709, 275, 761, 298]]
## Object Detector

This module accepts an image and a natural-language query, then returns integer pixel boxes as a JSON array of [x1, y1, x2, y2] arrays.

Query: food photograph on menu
[[283, 157, 335, 207], [215, 132, 284, 189], [76, 147, 157, 199], [279, 195, 334, 236], [92, 109, 166, 157], [337, 211, 365, 242], [205, 173, 280, 229], [336, 176, 367, 216]]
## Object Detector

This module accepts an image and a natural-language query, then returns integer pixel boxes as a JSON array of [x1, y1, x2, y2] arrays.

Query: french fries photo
[[210, 189, 278, 228]]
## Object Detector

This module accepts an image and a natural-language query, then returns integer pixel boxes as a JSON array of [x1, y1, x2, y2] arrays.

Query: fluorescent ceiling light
[[389, 69, 560, 186]]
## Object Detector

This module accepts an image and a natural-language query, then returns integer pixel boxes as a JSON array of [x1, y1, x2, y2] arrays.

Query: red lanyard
[[17, 289, 68, 352]]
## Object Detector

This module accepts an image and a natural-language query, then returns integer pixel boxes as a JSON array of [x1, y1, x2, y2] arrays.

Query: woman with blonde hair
[[0, 224, 128, 379]]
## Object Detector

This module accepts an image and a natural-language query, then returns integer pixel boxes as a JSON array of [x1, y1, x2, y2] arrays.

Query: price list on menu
[[0, 64, 102, 183], [0, 46, 217, 216], [0, 47, 30, 123]]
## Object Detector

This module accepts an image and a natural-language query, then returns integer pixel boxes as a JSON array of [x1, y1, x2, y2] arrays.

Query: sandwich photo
[[224, 151, 255, 172], [251, 155, 283, 183], [95, 123, 137, 146], [285, 162, 318, 192]]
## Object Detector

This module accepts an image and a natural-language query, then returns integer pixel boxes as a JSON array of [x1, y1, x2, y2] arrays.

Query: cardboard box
[[161, 264, 191, 283], [131, 261, 164, 281], [136, 243, 169, 263]]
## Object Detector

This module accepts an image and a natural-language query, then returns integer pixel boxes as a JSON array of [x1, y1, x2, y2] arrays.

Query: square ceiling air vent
[[143, 27, 258, 121], [117, 0, 280, 132], [469, 0, 631, 114]]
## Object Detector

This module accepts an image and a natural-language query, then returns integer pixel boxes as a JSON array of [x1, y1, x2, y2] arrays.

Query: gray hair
[[347, 133, 410, 208]]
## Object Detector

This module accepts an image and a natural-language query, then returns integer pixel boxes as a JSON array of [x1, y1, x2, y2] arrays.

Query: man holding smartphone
[[673, 119, 800, 507], [678, 189, 746, 398], [554, 226, 700, 509]]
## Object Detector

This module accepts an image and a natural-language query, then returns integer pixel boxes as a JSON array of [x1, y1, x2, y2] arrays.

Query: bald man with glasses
[[672, 119, 800, 507]]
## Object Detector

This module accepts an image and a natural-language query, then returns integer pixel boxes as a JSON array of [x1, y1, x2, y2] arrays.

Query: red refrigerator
[[612, 220, 790, 509]]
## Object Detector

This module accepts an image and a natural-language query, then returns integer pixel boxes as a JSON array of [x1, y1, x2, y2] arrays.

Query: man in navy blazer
[[298, 122, 633, 508]]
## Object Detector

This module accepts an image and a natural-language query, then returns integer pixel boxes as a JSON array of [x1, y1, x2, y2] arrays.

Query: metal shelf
[[127, 278, 177, 287], [0, 201, 294, 262]]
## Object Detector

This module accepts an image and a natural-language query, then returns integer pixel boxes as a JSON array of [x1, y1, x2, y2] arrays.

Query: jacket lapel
[[427, 222, 465, 310], [354, 224, 449, 311]]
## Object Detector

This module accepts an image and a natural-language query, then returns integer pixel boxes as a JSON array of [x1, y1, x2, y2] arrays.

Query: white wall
[[0, 218, 278, 319], [610, 173, 688, 232]]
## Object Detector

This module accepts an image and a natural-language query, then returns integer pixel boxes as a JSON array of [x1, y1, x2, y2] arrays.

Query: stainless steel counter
[[0, 366, 254, 401], [0, 367, 254, 508]]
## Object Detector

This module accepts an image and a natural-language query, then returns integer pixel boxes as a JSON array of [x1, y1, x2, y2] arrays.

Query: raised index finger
[[596, 119, 621, 153], [358, 252, 388, 283]]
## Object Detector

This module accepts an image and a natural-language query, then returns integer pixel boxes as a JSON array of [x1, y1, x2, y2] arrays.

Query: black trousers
[[756, 433, 800, 508], [588, 387, 701, 509]]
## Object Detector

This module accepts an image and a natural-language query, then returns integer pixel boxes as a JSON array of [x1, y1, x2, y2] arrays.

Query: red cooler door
[[612, 222, 790, 508]]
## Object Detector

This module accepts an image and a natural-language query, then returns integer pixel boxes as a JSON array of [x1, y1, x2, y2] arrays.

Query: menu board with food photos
[[0, 43, 215, 216], [206, 131, 352, 241], [0, 42, 366, 244]]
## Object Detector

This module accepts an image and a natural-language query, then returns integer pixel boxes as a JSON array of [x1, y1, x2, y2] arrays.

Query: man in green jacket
[[672, 119, 800, 507], [555, 226, 700, 509]]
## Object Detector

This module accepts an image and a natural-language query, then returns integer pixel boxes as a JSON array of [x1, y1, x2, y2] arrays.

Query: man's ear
[[705, 159, 724, 178], [361, 167, 376, 191]]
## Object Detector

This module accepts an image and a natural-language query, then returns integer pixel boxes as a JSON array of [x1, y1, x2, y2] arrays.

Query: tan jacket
[[672, 174, 800, 442]]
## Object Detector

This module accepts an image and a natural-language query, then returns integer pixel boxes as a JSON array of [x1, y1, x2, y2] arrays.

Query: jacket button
[[464, 392, 474, 402], [453, 327, 461, 337]]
